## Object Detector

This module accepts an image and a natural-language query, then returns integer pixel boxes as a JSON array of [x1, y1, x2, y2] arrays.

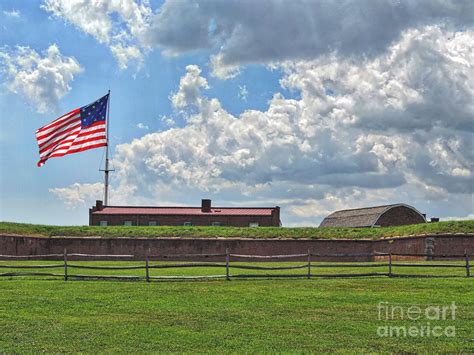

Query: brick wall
[[90, 213, 278, 227], [1, 234, 472, 261]]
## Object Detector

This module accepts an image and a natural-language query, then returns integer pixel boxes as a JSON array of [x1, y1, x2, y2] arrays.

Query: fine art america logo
[[377, 302, 457, 338]]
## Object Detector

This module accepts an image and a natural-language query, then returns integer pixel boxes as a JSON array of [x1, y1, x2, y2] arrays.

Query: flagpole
[[104, 89, 111, 206]]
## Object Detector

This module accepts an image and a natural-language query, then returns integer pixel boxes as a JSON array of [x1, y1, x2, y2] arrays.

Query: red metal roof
[[92, 207, 274, 216]]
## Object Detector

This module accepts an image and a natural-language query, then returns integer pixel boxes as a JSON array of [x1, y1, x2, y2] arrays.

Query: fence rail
[[0, 249, 470, 281], [230, 253, 308, 259], [0, 253, 63, 258]]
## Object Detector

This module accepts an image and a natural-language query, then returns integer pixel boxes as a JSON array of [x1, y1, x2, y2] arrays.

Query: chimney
[[273, 206, 281, 227], [430, 217, 439, 223], [96, 200, 104, 211], [201, 199, 211, 212]]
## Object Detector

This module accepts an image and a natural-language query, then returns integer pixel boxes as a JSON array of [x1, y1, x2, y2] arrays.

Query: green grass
[[1, 220, 473, 240], [0, 261, 472, 352]]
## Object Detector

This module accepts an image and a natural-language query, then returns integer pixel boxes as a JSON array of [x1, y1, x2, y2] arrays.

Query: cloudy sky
[[0, 0, 472, 226]]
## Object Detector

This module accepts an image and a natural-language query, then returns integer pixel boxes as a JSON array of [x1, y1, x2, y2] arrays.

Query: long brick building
[[89, 199, 281, 227]]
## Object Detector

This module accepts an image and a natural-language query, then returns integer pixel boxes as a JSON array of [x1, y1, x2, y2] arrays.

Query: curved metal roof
[[319, 203, 425, 228]]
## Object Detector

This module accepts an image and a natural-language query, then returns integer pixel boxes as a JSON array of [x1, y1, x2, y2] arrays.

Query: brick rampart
[[0, 234, 472, 261]]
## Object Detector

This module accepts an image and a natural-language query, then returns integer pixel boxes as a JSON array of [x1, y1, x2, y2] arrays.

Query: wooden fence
[[0, 249, 470, 281]]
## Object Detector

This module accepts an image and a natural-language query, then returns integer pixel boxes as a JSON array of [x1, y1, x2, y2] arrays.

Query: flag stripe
[[36, 110, 81, 136], [39, 132, 78, 156], [36, 109, 81, 133], [39, 125, 106, 159], [40, 129, 106, 157], [36, 113, 81, 140], [41, 136, 106, 161], [37, 121, 81, 147], [38, 123, 105, 154], [39, 132, 79, 159], [48, 140, 107, 159]]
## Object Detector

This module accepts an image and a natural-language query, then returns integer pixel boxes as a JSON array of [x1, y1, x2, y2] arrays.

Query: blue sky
[[0, 0, 472, 226]]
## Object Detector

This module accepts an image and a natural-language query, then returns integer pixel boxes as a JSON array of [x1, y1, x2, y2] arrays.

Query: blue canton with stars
[[80, 94, 109, 128]]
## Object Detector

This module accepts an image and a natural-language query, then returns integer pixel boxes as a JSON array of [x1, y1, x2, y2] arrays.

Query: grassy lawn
[[0, 261, 473, 352], [1, 220, 473, 239]]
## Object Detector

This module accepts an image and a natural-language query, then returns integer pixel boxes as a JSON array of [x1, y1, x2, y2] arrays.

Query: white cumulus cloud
[[0, 44, 82, 113], [170, 65, 209, 111], [49, 182, 104, 208], [42, 0, 152, 69]]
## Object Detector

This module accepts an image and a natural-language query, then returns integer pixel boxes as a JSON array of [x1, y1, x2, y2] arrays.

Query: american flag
[[36, 94, 109, 167]]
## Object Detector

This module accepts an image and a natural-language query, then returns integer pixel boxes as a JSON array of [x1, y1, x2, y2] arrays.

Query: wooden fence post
[[307, 249, 311, 279], [388, 253, 392, 278], [225, 248, 230, 281], [466, 250, 470, 278], [63, 248, 68, 281], [145, 249, 150, 283]]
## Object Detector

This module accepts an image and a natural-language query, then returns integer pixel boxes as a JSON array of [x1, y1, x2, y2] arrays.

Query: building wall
[[375, 206, 426, 227], [89, 213, 278, 227], [88, 200, 281, 227], [1, 234, 472, 262]]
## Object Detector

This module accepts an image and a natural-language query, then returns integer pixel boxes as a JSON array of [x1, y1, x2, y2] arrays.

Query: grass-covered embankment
[[0, 220, 473, 239]]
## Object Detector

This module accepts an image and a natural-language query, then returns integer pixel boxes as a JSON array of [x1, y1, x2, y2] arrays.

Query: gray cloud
[[147, 0, 473, 76], [43, 1, 473, 74]]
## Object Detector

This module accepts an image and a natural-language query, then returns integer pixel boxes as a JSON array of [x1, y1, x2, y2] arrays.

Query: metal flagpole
[[101, 89, 114, 206]]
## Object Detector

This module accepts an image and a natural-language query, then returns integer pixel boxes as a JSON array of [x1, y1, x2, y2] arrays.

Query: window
[[148, 221, 159, 226], [100, 220, 108, 227], [249, 222, 259, 227], [124, 221, 133, 226], [211, 221, 222, 226], [183, 222, 193, 226]]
